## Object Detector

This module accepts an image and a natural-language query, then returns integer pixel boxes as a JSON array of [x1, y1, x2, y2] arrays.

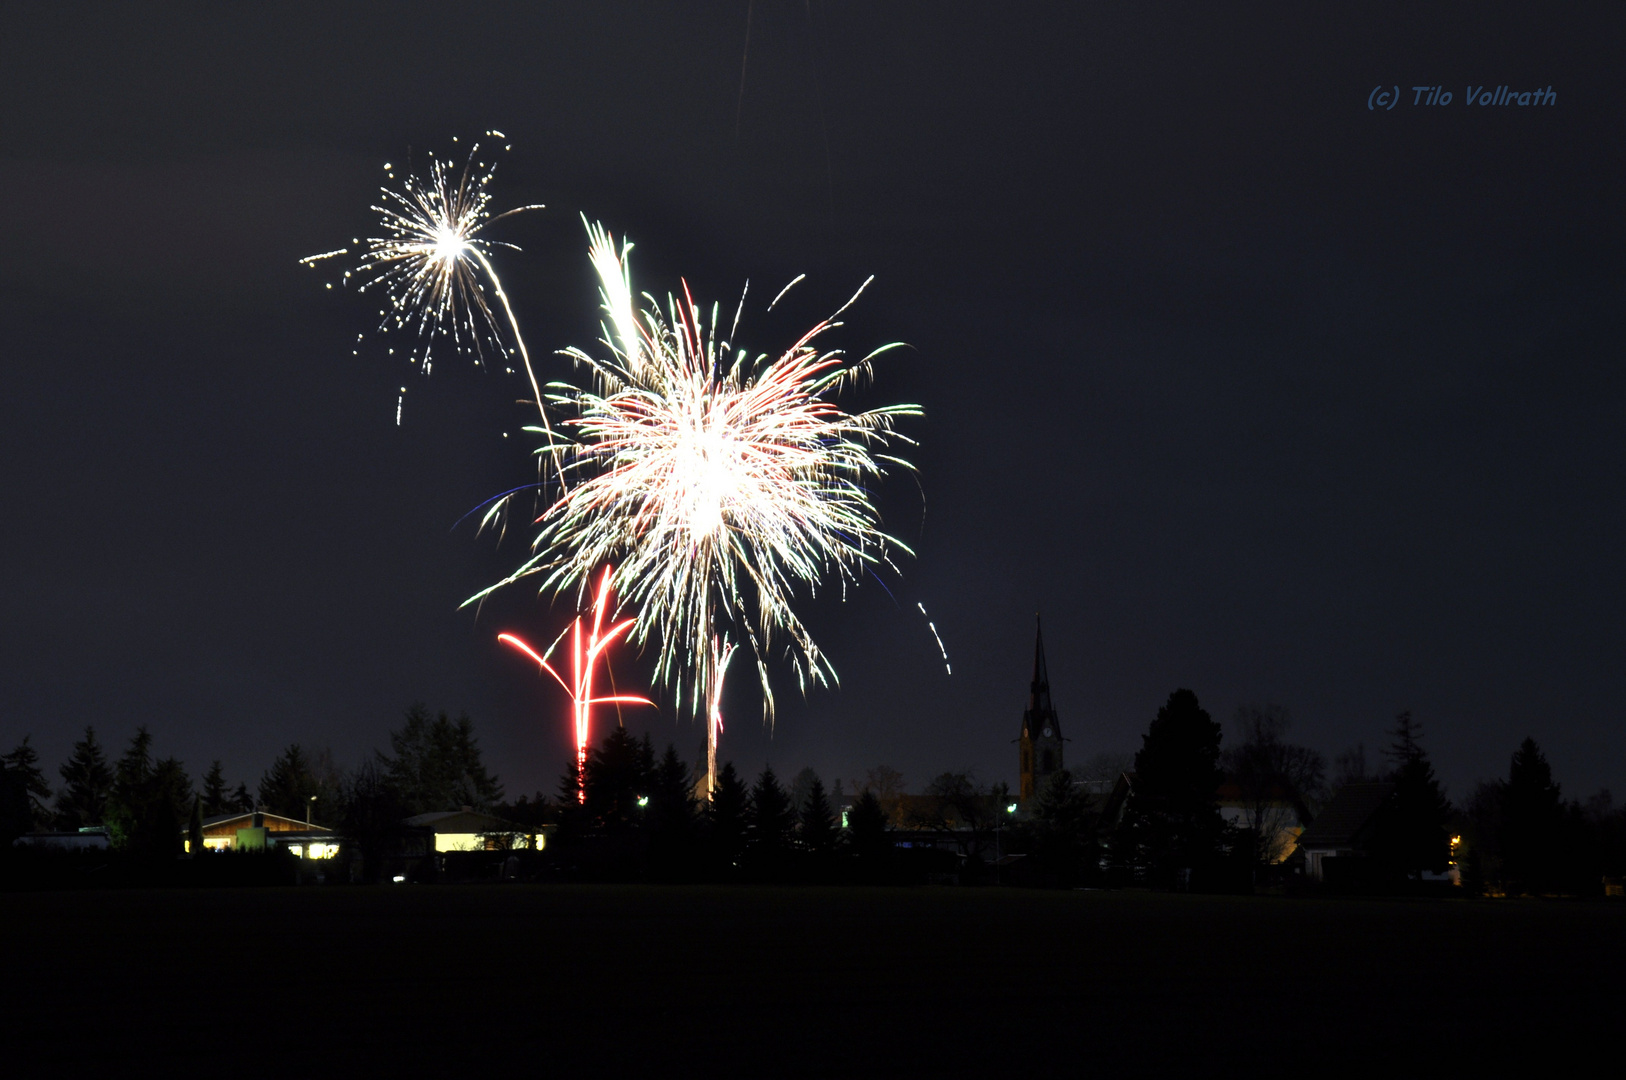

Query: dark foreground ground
[[5, 885, 1620, 1075]]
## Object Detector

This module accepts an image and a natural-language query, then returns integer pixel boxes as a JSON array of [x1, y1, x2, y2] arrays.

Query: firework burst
[[470, 223, 921, 792], [301, 135, 552, 430]]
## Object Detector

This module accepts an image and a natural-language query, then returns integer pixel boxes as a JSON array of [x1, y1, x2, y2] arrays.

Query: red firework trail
[[499, 566, 651, 803]]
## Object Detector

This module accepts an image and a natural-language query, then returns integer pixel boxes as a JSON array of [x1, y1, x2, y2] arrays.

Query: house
[[13, 827, 110, 851], [1216, 775, 1313, 864], [1293, 782, 1390, 881], [1073, 772, 1135, 831], [404, 808, 551, 852], [193, 810, 340, 859]]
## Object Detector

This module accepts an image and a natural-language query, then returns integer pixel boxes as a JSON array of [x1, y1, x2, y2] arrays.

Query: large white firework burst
[[467, 223, 920, 788]]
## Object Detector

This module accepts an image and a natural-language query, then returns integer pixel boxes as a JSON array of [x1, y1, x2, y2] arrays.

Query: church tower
[[1017, 616, 1064, 800]]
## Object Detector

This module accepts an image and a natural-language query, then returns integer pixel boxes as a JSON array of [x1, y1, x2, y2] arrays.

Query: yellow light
[[434, 832, 485, 853]]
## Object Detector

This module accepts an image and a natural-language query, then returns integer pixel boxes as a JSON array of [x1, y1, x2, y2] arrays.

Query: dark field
[[6, 885, 1620, 1074]]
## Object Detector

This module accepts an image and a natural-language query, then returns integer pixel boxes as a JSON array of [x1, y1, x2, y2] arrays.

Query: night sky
[[3, 4, 1621, 805]]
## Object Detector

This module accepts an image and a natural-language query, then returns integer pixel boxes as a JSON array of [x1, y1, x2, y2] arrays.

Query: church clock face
[[1042, 725, 1052, 737]]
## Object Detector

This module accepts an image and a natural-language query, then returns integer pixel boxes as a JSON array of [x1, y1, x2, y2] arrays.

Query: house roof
[[404, 810, 525, 834], [1294, 782, 1390, 849], [198, 811, 333, 837]]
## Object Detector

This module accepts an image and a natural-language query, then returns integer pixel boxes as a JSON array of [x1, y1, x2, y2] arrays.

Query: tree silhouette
[[1, 736, 52, 825], [1372, 712, 1450, 881], [845, 789, 889, 861], [1332, 743, 1375, 788], [105, 728, 192, 857], [1122, 688, 1227, 887], [1027, 769, 1099, 885], [798, 776, 837, 855], [335, 759, 409, 883], [646, 744, 698, 875], [200, 760, 231, 816], [746, 765, 795, 873], [1499, 737, 1565, 895], [581, 727, 651, 832], [0, 764, 30, 844], [920, 771, 999, 866], [861, 765, 906, 799], [380, 705, 503, 813], [187, 794, 204, 855], [54, 726, 113, 830], [788, 766, 821, 816], [1222, 704, 1324, 867], [706, 762, 750, 871], [259, 744, 325, 820], [229, 782, 254, 813]]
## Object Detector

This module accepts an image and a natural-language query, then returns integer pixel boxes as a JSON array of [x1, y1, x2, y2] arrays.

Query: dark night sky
[[2, 4, 1621, 805]]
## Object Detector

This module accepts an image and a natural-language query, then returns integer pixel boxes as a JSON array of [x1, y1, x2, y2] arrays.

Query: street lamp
[[307, 795, 318, 825]]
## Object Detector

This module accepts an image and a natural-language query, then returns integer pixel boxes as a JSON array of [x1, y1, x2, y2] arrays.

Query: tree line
[[502, 726, 900, 884], [0, 704, 501, 860], [1000, 690, 1626, 895], [4, 690, 1623, 895]]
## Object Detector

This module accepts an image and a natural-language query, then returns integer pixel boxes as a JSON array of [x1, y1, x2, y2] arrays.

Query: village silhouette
[[6, 618, 1624, 1073], [7, 618, 1622, 897]]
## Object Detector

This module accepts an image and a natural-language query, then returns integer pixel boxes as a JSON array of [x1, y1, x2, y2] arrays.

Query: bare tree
[[919, 771, 999, 862], [788, 766, 821, 815], [1223, 704, 1325, 867], [1075, 750, 1134, 783], [1332, 743, 1374, 788]]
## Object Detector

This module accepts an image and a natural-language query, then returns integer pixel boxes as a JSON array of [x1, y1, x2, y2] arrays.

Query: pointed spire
[[1029, 613, 1052, 715]]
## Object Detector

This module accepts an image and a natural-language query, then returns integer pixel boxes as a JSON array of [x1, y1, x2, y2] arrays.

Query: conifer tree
[[646, 744, 698, 875], [1121, 688, 1227, 887], [259, 744, 322, 820], [582, 727, 650, 832], [1, 736, 52, 824], [845, 788, 890, 859], [1499, 737, 1565, 894], [55, 726, 113, 830], [0, 766, 30, 843], [229, 782, 254, 813], [746, 765, 796, 868], [187, 793, 205, 855], [106, 729, 191, 856], [1373, 712, 1451, 880], [104, 727, 155, 850], [798, 776, 837, 854], [200, 760, 231, 815], [706, 762, 750, 870], [649, 745, 697, 837]]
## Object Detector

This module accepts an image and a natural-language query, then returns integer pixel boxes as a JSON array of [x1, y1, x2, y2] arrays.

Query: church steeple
[[1018, 614, 1064, 800], [1029, 615, 1054, 718]]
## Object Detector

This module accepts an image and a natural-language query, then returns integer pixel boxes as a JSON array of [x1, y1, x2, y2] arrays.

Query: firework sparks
[[302, 136, 555, 443], [918, 602, 952, 676], [471, 223, 921, 793], [498, 566, 651, 803]]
